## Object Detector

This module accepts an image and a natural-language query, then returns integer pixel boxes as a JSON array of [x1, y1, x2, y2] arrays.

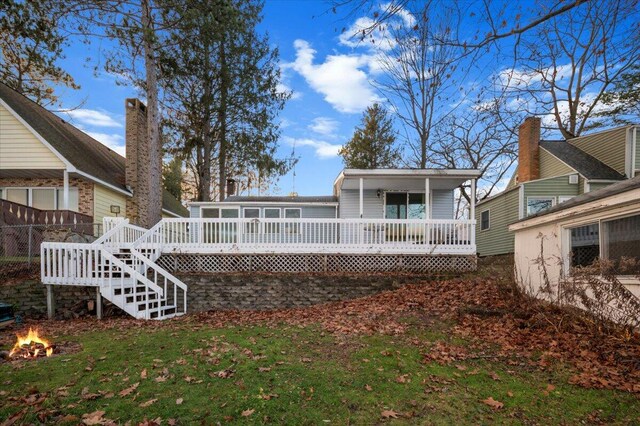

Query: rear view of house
[[476, 118, 639, 257]]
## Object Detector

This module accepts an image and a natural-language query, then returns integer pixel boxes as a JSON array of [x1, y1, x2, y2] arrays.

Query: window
[[264, 208, 281, 233], [602, 214, 640, 275], [284, 208, 301, 234], [56, 188, 79, 211], [243, 208, 260, 233], [480, 210, 490, 231], [527, 197, 554, 216], [32, 189, 56, 210], [569, 223, 600, 268], [5, 189, 28, 205], [408, 193, 426, 219]]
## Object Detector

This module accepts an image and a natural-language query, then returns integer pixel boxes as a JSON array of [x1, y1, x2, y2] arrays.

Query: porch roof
[[334, 168, 481, 192]]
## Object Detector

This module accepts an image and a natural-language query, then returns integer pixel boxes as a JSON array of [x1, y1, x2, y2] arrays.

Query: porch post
[[470, 178, 476, 220], [63, 170, 70, 210], [359, 178, 364, 218], [424, 178, 430, 219]]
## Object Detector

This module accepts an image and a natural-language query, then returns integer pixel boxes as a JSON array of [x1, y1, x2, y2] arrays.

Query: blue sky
[[54, 0, 387, 197]]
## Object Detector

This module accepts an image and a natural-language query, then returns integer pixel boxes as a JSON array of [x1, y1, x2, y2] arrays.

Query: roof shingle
[[539, 140, 625, 181]]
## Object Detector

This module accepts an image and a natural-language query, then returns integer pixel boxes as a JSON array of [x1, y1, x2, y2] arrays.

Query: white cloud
[[283, 136, 342, 159], [63, 109, 123, 128], [286, 39, 381, 114], [86, 131, 126, 157], [339, 16, 397, 52], [309, 117, 339, 136]]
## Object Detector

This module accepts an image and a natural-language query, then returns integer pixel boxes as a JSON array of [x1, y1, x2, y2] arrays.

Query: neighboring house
[[510, 175, 640, 301], [40, 168, 481, 320], [476, 117, 639, 256], [0, 82, 187, 230]]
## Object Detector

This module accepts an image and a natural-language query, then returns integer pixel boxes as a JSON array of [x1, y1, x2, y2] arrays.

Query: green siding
[[539, 148, 575, 178], [475, 189, 520, 256], [523, 175, 580, 199], [588, 181, 616, 192], [569, 127, 628, 175], [505, 169, 518, 190]]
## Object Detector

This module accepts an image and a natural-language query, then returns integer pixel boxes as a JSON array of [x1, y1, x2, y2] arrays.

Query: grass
[[1, 316, 638, 425]]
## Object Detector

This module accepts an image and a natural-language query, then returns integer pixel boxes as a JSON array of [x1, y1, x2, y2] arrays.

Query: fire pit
[[9, 328, 55, 359]]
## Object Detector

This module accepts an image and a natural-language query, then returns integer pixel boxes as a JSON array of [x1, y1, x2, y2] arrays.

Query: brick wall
[[517, 117, 541, 184], [0, 177, 94, 217], [178, 273, 434, 311], [0, 280, 113, 319]]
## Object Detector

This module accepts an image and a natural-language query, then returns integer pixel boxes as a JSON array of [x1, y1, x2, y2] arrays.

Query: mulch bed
[[5, 275, 640, 393]]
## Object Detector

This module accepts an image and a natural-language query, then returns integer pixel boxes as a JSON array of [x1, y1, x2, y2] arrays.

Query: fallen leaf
[[119, 382, 139, 397], [489, 372, 500, 381], [176, 398, 184, 405], [258, 367, 271, 372], [82, 410, 105, 425], [507, 391, 514, 397], [381, 409, 399, 419], [139, 399, 158, 408], [482, 397, 504, 410], [241, 409, 255, 417], [365, 384, 373, 391], [140, 369, 147, 379]]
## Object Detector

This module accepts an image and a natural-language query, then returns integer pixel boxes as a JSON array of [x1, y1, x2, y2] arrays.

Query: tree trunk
[[140, 0, 162, 227], [217, 38, 228, 201]]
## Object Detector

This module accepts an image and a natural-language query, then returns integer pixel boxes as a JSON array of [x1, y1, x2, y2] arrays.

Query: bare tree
[[499, 0, 640, 138], [432, 100, 520, 215], [375, 2, 459, 168]]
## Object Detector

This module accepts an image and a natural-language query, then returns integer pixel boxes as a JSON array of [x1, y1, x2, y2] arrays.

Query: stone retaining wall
[[178, 273, 435, 312], [0, 280, 107, 319]]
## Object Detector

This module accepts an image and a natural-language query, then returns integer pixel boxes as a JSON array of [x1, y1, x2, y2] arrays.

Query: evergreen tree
[[339, 103, 400, 169], [162, 157, 183, 201]]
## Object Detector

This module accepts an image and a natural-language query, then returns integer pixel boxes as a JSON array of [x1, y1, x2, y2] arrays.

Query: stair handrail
[[100, 249, 165, 296], [93, 218, 130, 245], [131, 220, 165, 257]]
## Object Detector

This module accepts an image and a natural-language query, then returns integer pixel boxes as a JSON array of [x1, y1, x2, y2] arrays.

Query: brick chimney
[[125, 98, 147, 223], [517, 117, 541, 183], [226, 178, 236, 197]]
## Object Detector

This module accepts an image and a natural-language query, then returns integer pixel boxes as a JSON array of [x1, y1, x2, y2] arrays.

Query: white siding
[[432, 190, 454, 219], [0, 103, 65, 170]]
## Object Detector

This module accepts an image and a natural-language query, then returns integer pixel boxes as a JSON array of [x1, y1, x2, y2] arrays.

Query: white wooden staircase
[[41, 218, 187, 320]]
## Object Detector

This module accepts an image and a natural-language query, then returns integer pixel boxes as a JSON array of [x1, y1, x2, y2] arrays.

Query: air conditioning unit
[[569, 174, 579, 184]]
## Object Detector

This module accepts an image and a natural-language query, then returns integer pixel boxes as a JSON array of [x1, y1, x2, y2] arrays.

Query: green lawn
[[1, 316, 638, 425]]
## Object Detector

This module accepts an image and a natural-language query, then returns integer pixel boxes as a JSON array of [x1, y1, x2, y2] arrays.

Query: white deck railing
[[143, 218, 476, 255]]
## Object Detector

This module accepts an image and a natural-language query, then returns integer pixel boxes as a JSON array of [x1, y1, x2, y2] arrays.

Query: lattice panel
[[158, 253, 477, 274]]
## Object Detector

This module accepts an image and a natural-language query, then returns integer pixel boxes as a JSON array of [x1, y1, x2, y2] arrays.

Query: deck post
[[359, 178, 364, 218], [63, 170, 70, 210], [470, 178, 476, 220], [46, 285, 55, 319], [96, 287, 103, 320], [424, 178, 430, 219]]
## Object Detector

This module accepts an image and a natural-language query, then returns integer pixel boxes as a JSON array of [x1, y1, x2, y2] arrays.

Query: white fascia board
[[341, 168, 482, 178], [162, 208, 183, 218], [74, 170, 132, 197], [0, 98, 75, 171]]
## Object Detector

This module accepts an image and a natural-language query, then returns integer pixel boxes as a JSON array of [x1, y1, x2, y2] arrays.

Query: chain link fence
[[0, 223, 102, 281]]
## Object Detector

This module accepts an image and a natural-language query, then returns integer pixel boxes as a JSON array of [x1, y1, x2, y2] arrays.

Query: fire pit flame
[[9, 328, 54, 358]]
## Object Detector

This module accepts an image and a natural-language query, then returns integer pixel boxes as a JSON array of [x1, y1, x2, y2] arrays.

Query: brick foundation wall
[[178, 273, 434, 312], [0, 177, 94, 217], [0, 280, 115, 319]]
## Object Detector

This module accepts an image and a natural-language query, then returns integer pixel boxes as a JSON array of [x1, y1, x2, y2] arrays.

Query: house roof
[[513, 174, 640, 224], [539, 140, 625, 181], [0, 82, 188, 217], [222, 195, 338, 204]]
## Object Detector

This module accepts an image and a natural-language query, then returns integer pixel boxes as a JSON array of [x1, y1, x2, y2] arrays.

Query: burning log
[[9, 328, 55, 359]]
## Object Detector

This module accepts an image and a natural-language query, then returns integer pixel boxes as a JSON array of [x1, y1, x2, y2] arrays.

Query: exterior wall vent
[[569, 174, 579, 184]]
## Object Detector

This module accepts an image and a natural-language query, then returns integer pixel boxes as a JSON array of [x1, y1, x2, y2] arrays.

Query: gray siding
[[339, 189, 454, 219], [588, 181, 616, 192], [190, 205, 200, 218], [432, 190, 453, 219], [569, 127, 628, 176], [339, 189, 383, 218], [302, 205, 337, 218], [539, 148, 575, 178], [475, 189, 520, 256]]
